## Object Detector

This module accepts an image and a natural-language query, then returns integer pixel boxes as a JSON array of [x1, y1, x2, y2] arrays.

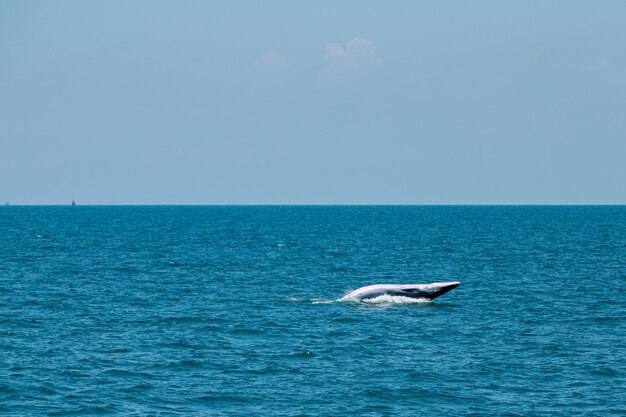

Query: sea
[[1, 206, 624, 416]]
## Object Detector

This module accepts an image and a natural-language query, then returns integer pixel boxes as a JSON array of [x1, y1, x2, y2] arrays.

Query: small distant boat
[[72, 200, 76, 206]]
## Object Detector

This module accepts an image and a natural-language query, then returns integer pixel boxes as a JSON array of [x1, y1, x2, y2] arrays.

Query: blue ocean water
[[1, 206, 625, 416]]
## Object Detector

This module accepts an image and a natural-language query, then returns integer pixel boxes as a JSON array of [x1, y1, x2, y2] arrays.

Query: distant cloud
[[324, 37, 380, 74], [585, 57, 625, 88], [586, 57, 609, 73], [253, 52, 292, 71]]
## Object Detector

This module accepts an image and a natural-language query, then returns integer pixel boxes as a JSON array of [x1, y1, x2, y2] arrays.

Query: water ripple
[[1, 206, 625, 415]]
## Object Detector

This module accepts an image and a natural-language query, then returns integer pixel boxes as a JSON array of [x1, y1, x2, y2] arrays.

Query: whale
[[341, 281, 460, 302]]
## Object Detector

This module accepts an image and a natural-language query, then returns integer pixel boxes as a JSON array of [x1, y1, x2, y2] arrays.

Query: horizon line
[[3, 203, 626, 207]]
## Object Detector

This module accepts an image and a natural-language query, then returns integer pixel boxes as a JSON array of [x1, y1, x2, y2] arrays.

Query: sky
[[1, 0, 625, 204]]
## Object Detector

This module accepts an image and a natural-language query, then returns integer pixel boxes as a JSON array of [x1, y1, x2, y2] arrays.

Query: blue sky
[[1, 1, 625, 204]]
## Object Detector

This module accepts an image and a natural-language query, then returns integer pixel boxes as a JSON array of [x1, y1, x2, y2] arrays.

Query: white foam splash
[[359, 295, 431, 304], [311, 299, 336, 304], [290, 296, 431, 305], [287, 297, 336, 304], [337, 297, 361, 304]]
